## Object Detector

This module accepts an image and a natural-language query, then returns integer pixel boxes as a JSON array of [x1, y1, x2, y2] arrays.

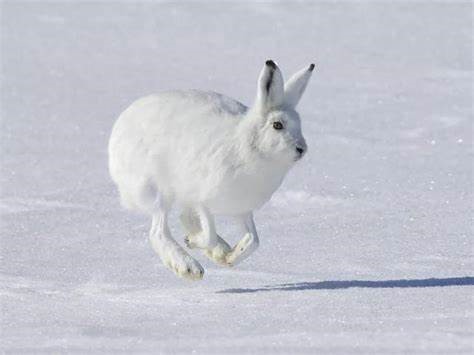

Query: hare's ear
[[255, 60, 284, 113], [283, 64, 315, 108]]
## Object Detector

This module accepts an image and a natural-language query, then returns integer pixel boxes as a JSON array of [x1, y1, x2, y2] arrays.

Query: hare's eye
[[273, 121, 284, 130]]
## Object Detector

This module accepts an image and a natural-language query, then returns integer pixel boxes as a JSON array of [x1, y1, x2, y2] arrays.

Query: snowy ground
[[1, 1, 473, 353]]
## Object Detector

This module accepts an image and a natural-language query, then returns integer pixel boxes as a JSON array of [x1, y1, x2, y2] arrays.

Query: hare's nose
[[296, 146, 305, 155]]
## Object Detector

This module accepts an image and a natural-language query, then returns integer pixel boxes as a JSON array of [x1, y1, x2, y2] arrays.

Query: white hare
[[108, 60, 314, 280]]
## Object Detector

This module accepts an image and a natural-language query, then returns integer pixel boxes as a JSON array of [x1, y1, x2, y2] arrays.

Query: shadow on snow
[[217, 276, 474, 294]]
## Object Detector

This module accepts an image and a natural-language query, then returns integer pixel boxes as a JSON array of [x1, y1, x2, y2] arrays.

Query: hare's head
[[246, 60, 314, 165]]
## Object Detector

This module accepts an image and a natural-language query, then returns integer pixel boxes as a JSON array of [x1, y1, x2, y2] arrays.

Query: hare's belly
[[205, 172, 285, 215]]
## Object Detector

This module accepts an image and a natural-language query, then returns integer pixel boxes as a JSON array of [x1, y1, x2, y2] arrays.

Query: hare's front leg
[[181, 208, 232, 266], [226, 213, 259, 266], [149, 202, 204, 280], [182, 206, 220, 249]]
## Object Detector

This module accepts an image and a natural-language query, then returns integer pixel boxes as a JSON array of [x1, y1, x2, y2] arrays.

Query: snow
[[1, 1, 472, 353]]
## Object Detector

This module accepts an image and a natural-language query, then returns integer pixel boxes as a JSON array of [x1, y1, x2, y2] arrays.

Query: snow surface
[[1, 1, 473, 353]]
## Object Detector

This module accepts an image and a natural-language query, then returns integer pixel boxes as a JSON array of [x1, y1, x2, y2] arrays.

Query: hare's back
[[110, 89, 246, 147], [108, 90, 247, 200], [118, 90, 246, 148]]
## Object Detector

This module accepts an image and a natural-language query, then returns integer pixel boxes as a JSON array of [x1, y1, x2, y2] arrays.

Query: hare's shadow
[[217, 276, 474, 294]]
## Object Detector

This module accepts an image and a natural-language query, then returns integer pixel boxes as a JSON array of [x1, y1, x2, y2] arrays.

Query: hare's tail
[[114, 177, 158, 214]]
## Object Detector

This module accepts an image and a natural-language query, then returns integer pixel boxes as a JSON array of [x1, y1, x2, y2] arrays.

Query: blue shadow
[[218, 276, 474, 294]]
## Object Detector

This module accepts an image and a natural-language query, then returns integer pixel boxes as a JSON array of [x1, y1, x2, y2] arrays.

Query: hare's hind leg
[[181, 208, 232, 266], [149, 200, 204, 280]]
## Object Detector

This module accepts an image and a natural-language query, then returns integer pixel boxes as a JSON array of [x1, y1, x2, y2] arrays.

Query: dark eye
[[273, 121, 284, 130]]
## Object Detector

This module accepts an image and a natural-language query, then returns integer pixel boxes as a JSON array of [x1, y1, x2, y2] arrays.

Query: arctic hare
[[108, 60, 314, 280]]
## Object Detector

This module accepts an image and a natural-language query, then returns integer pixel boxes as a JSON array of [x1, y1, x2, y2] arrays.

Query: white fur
[[108, 60, 314, 280]]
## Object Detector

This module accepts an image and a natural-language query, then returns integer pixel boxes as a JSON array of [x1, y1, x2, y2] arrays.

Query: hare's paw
[[184, 232, 216, 250], [225, 233, 256, 266], [185, 233, 232, 266], [203, 236, 232, 266], [159, 240, 204, 280], [184, 234, 198, 249], [165, 253, 204, 280], [184, 233, 206, 249]]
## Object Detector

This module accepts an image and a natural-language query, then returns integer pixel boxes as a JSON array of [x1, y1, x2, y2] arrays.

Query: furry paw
[[184, 232, 209, 249], [164, 254, 204, 281], [152, 237, 204, 280], [225, 233, 255, 266], [184, 235, 197, 249], [203, 238, 232, 266], [185, 234, 232, 266]]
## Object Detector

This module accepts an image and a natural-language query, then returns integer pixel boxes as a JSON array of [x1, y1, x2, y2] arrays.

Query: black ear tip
[[265, 60, 277, 69], [309, 63, 315, 71]]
